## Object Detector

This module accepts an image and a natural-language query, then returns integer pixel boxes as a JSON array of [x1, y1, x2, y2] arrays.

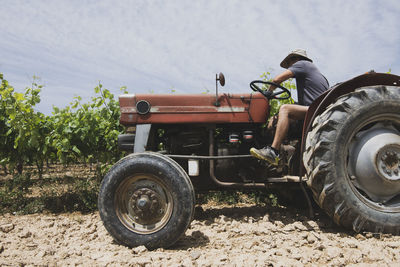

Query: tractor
[[98, 72, 400, 249]]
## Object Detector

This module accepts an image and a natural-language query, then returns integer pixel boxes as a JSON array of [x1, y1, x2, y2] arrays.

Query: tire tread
[[305, 86, 400, 234]]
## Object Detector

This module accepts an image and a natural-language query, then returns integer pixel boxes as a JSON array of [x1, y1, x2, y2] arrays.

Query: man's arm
[[268, 69, 294, 91]]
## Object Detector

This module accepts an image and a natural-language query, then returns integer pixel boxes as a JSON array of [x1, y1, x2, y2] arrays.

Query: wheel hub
[[377, 147, 400, 181], [128, 188, 165, 225], [349, 124, 400, 203], [115, 175, 173, 234]]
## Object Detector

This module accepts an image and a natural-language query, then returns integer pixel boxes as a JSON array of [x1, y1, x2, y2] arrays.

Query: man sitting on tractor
[[250, 49, 329, 165]]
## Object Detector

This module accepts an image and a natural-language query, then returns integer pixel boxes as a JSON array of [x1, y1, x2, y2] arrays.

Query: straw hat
[[280, 49, 313, 69]]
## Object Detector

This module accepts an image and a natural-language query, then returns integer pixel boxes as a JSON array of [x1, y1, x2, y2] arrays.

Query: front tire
[[98, 152, 195, 249], [304, 86, 400, 234]]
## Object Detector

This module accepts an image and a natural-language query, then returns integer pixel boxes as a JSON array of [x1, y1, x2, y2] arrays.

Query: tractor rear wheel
[[304, 86, 400, 234], [98, 152, 195, 249]]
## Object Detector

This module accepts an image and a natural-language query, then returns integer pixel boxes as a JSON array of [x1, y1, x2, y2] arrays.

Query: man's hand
[[268, 84, 277, 92]]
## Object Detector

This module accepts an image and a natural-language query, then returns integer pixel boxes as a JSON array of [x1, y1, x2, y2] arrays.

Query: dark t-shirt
[[289, 60, 329, 106]]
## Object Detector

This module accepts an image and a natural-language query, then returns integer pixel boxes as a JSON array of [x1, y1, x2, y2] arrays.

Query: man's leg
[[271, 104, 308, 150], [250, 104, 308, 165]]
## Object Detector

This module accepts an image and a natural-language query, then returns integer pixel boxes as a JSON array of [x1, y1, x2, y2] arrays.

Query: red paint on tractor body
[[119, 93, 269, 125]]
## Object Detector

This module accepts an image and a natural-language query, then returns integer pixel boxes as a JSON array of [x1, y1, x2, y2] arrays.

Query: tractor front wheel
[[98, 152, 195, 249]]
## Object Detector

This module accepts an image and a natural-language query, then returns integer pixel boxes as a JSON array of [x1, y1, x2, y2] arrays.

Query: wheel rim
[[347, 114, 400, 212], [115, 174, 173, 234]]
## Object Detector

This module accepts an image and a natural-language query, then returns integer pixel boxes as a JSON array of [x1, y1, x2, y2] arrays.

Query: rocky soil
[[1, 203, 399, 267]]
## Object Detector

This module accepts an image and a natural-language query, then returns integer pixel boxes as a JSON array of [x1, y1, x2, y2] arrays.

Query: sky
[[1, 0, 400, 114]]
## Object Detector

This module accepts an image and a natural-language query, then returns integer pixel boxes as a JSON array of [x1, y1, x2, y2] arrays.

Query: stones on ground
[[367, 248, 385, 261], [26, 242, 38, 250], [0, 223, 14, 233], [345, 239, 358, 248], [190, 250, 201, 260], [305, 220, 319, 229], [293, 221, 308, 231], [132, 245, 148, 254], [307, 232, 320, 244], [282, 224, 295, 232], [36, 250, 46, 258], [355, 233, 367, 240], [218, 215, 232, 223], [345, 249, 363, 263], [0, 204, 399, 266], [325, 246, 342, 260], [18, 229, 32, 238], [274, 220, 284, 228], [244, 240, 258, 250], [386, 241, 400, 248], [288, 248, 302, 260]]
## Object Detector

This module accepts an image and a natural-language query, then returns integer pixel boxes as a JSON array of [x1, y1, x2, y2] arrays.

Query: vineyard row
[[0, 73, 126, 177]]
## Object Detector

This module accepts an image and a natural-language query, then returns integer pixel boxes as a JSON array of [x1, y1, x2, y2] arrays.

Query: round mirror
[[218, 72, 225, 86]]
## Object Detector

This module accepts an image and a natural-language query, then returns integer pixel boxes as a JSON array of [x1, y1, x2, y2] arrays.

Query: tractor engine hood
[[119, 93, 269, 125]]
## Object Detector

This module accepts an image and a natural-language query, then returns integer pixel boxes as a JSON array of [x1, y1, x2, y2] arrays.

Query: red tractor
[[98, 72, 400, 249]]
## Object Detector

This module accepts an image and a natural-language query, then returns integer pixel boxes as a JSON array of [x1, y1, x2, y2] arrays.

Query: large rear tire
[[98, 152, 195, 249], [304, 86, 400, 234]]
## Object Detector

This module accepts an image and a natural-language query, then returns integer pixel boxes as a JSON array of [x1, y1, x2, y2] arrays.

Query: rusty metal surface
[[119, 93, 269, 125]]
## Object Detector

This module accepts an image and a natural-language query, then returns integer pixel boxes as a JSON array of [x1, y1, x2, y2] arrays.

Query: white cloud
[[1, 0, 399, 113]]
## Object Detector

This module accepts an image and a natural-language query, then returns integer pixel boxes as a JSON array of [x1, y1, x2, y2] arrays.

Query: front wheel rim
[[115, 174, 173, 234]]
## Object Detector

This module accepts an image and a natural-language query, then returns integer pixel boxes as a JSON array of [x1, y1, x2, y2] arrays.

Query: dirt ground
[[1, 203, 399, 267]]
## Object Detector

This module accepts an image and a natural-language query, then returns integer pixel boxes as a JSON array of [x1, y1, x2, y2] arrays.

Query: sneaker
[[250, 146, 280, 165]]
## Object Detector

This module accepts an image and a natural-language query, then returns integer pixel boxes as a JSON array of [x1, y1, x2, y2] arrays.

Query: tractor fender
[[300, 72, 400, 172]]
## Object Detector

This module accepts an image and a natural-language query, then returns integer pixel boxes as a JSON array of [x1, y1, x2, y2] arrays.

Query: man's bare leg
[[250, 104, 308, 165], [271, 104, 308, 150]]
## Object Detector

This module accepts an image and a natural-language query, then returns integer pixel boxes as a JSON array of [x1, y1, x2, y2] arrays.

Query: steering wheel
[[249, 80, 291, 100]]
